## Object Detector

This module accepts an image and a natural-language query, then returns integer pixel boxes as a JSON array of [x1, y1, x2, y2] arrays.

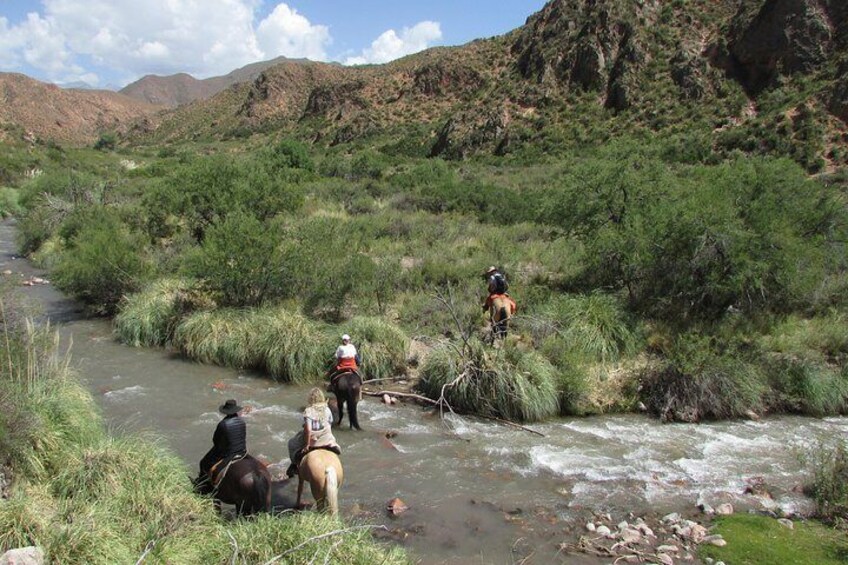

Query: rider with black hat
[[197, 399, 248, 487]]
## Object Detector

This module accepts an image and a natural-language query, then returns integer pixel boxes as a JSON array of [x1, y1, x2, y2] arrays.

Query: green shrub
[[0, 187, 22, 218], [418, 339, 559, 422], [342, 316, 409, 380], [52, 215, 152, 315], [639, 333, 766, 421], [765, 358, 848, 416], [807, 439, 848, 523], [114, 278, 196, 347], [173, 309, 263, 370], [185, 212, 286, 307]]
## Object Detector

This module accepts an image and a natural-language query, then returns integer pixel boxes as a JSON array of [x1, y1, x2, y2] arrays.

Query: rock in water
[[0, 547, 44, 565], [386, 497, 409, 516]]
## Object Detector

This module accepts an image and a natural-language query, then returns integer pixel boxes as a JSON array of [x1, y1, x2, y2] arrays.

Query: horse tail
[[325, 466, 339, 516], [498, 306, 508, 323]]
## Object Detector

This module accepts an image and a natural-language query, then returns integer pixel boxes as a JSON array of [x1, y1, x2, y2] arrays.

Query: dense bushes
[[52, 213, 152, 315], [418, 340, 560, 422], [807, 439, 848, 523]]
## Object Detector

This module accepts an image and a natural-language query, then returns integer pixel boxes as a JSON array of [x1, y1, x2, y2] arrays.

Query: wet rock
[[715, 503, 734, 515], [698, 502, 715, 515], [744, 409, 760, 421], [382, 394, 392, 405], [638, 524, 655, 538], [637, 401, 648, 412], [777, 518, 794, 529], [585, 522, 596, 532], [595, 525, 611, 536], [0, 547, 44, 565], [617, 520, 629, 531], [386, 497, 409, 516]]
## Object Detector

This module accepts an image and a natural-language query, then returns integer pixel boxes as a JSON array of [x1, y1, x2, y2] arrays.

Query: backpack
[[491, 273, 508, 294]]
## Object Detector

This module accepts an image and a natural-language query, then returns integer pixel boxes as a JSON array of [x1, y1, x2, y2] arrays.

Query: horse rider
[[286, 388, 341, 478], [482, 266, 510, 311], [327, 333, 360, 393], [197, 398, 247, 488]]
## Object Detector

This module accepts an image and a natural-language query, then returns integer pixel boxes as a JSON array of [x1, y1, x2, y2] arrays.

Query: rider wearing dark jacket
[[199, 399, 247, 482]]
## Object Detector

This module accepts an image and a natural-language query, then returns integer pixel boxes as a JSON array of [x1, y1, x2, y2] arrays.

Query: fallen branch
[[262, 525, 388, 565], [226, 531, 239, 565], [135, 540, 156, 565], [361, 377, 404, 385], [363, 390, 437, 404], [474, 414, 545, 437]]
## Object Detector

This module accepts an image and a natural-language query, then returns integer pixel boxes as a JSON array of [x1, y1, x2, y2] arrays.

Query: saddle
[[329, 370, 361, 392], [209, 453, 246, 487]]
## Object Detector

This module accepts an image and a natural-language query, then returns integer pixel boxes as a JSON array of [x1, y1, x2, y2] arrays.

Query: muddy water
[[3, 220, 847, 564]]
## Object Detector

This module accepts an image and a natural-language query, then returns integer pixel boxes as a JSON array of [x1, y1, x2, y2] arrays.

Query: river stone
[[595, 525, 611, 536], [777, 518, 794, 529], [617, 520, 629, 531], [709, 538, 727, 547], [662, 512, 681, 523], [386, 497, 409, 516], [0, 547, 44, 565], [715, 503, 734, 515], [657, 545, 679, 553], [585, 522, 596, 532], [657, 553, 674, 565], [638, 524, 655, 537], [620, 528, 642, 544], [698, 502, 715, 515]]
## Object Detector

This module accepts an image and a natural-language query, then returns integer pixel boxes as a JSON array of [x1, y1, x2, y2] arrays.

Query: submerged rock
[[386, 497, 409, 516]]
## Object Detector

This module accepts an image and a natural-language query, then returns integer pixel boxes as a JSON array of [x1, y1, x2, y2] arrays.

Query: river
[[2, 219, 846, 564]]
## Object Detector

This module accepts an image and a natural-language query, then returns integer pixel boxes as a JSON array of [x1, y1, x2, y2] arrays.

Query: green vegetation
[[0, 295, 408, 564], [4, 87, 847, 423], [699, 514, 848, 565], [419, 339, 560, 422], [807, 439, 848, 524]]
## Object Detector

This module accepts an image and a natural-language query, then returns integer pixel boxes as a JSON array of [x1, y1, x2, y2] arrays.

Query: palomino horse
[[489, 294, 516, 341], [197, 455, 272, 516], [297, 449, 344, 516], [330, 371, 363, 430]]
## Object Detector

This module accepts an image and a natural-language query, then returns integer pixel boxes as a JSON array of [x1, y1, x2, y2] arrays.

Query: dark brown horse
[[196, 455, 271, 516], [330, 371, 362, 430]]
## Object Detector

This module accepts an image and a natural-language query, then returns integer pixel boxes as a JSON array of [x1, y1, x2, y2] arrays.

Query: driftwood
[[363, 389, 546, 437]]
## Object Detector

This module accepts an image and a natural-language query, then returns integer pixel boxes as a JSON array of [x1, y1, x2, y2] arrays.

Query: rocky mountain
[[132, 0, 846, 170], [0, 73, 161, 144], [119, 56, 308, 108]]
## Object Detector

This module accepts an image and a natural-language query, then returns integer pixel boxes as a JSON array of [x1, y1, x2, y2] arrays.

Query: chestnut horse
[[197, 455, 271, 516], [297, 449, 344, 516], [489, 295, 516, 341]]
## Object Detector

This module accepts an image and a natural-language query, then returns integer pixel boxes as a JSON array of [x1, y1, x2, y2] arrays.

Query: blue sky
[[0, 0, 546, 88]]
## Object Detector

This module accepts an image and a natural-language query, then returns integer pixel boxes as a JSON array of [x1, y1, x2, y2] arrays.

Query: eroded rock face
[[411, 63, 485, 97], [720, 0, 838, 94], [430, 108, 509, 160], [303, 81, 367, 119], [511, 0, 653, 110], [671, 42, 710, 100]]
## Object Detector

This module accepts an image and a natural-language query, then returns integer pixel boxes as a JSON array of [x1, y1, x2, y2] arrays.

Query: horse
[[488, 294, 516, 341], [330, 371, 363, 430], [196, 455, 271, 516], [297, 449, 344, 516]]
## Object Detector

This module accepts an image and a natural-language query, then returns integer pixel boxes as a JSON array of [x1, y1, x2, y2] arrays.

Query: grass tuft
[[418, 339, 559, 422]]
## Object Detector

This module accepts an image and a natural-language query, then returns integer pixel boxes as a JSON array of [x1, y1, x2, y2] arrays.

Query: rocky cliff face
[[126, 0, 847, 165]]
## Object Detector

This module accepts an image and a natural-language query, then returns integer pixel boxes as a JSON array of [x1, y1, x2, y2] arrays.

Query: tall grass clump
[[534, 293, 639, 363], [212, 513, 410, 564], [806, 439, 848, 524], [418, 339, 559, 422], [114, 278, 194, 347], [173, 309, 263, 369], [639, 333, 767, 422], [342, 316, 409, 380], [251, 307, 332, 384], [765, 358, 848, 416]]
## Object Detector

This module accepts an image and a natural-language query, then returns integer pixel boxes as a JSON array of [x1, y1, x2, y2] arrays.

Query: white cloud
[[0, 1, 332, 85], [256, 3, 331, 61], [345, 21, 442, 66]]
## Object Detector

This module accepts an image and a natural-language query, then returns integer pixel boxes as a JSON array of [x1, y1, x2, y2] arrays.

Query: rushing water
[[3, 220, 846, 564]]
